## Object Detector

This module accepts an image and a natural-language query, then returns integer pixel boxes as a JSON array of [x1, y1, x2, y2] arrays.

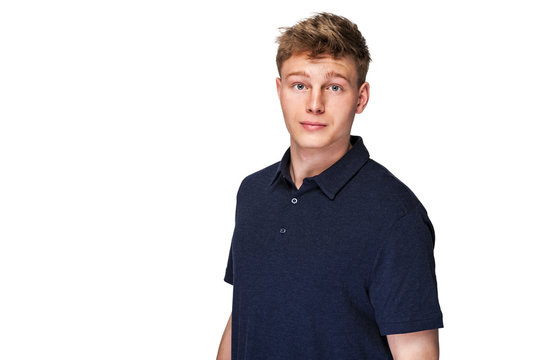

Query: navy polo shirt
[[224, 135, 443, 359]]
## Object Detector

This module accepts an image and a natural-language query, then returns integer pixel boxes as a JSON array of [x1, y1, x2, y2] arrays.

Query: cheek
[[335, 96, 359, 116], [280, 95, 302, 117]]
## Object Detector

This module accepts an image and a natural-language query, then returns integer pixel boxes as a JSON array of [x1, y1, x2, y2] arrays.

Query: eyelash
[[292, 83, 343, 92], [329, 85, 342, 92]]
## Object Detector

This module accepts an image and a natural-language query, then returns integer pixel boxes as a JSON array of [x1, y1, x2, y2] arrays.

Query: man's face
[[276, 53, 369, 151]]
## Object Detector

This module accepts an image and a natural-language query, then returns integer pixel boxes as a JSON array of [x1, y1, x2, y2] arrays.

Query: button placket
[[279, 196, 298, 237]]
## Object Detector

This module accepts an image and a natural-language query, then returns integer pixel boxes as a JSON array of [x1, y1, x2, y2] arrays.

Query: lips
[[301, 121, 327, 131]]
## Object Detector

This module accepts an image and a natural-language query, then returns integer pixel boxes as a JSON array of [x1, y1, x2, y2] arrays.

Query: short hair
[[276, 12, 371, 87]]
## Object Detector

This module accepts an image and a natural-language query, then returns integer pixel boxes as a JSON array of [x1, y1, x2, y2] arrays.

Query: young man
[[217, 13, 443, 360]]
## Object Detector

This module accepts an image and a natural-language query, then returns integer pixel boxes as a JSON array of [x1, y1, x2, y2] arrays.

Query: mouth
[[300, 121, 327, 131]]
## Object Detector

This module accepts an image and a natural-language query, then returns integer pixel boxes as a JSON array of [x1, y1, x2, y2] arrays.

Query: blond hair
[[276, 12, 371, 87]]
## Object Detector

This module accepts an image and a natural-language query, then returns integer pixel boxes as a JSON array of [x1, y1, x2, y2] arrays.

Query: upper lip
[[300, 121, 326, 126]]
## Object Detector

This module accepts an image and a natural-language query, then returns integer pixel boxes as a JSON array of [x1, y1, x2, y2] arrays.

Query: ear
[[355, 82, 370, 114], [276, 77, 282, 98]]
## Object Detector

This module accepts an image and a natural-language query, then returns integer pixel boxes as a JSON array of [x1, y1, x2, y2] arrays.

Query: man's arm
[[387, 329, 439, 360], [216, 313, 232, 360]]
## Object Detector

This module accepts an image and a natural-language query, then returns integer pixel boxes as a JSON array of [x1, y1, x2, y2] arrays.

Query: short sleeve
[[369, 207, 443, 335], [224, 242, 234, 285], [224, 177, 249, 286]]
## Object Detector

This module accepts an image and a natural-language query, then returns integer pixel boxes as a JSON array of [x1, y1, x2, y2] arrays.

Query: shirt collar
[[270, 135, 370, 199]]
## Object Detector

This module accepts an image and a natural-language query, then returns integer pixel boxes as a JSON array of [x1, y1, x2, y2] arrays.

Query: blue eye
[[294, 84, 306, 90], [329, 85, 342, 92]]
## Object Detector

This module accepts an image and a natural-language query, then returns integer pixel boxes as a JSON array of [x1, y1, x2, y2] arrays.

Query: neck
[[289, 136, 352, 190]]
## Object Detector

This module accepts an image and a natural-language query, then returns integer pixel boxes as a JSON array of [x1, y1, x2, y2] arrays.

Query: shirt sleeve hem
[[224, 275, 233, 285], [379, 314, 443, 335]]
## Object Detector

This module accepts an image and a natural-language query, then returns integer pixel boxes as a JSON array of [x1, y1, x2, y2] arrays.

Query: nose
[[306, 88, 325, 114]]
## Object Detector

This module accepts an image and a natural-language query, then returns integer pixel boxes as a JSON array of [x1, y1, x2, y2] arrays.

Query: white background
[[1, 0, 540, 359]]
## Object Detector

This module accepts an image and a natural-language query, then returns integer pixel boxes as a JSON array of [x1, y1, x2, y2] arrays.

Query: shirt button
[[279, 228, 287, 234], [291, 198, 298, 204]]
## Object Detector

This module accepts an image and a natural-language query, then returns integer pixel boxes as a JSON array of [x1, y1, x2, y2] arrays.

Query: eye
[[329, 85, 342, 92], [294, 83, 306, 90]]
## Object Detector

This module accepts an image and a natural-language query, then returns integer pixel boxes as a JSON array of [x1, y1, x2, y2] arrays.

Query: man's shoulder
[[356, 158, 426, 215], [237, 161, 280, 194]]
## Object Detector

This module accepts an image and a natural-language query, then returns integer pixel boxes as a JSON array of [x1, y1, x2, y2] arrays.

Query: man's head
[[276, 12, 371, 88], [275, 13, 371, 152]]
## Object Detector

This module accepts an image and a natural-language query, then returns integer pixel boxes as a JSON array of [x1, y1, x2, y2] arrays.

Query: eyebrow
[[324, 71, 349, 82], [285, 71, 310, 80], [284, 71, 350, 82]]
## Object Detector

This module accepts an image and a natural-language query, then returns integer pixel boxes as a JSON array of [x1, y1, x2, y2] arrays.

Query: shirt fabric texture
[[224, 135, 443, 360]]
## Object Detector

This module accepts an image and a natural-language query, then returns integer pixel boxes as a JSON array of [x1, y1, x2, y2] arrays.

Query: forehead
[[281, 52, 358, 82]]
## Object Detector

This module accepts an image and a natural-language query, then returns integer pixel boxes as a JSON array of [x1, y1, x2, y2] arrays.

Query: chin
[[292, 134, 332, 149]]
